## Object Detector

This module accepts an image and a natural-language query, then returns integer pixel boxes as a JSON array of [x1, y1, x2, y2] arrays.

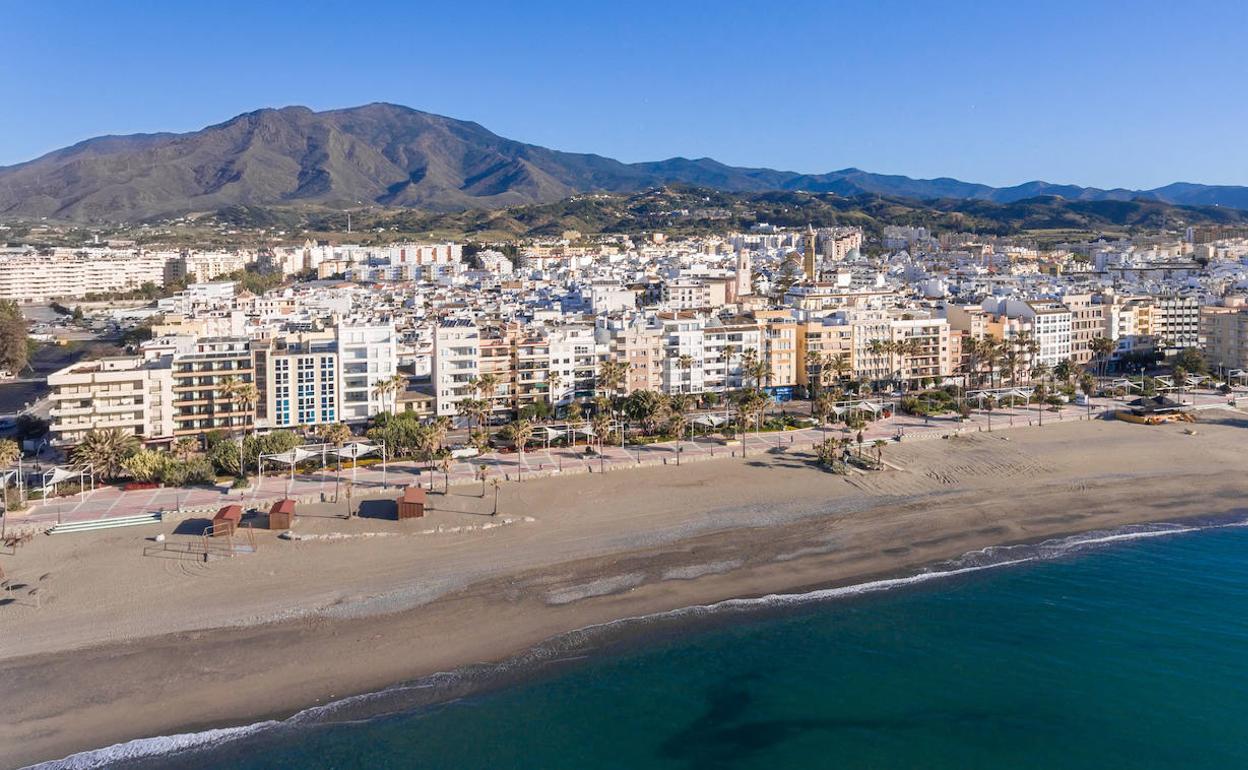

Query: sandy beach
[[2, 413, 1246, 768]]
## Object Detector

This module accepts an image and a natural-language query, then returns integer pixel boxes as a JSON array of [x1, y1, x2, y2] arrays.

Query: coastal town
[[5, 210, 1248, 769], [0, 218, 1245, 530]]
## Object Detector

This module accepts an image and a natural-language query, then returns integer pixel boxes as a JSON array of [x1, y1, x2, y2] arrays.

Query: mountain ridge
[[2, 102, 1246, 222]]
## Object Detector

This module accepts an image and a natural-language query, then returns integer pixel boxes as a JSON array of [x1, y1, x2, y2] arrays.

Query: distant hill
[[210, 186, 1248, 242], [2, 102, 1247, 222]]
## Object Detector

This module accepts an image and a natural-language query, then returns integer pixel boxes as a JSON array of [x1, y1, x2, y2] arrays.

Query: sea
[[35, 515, 1248, 770]]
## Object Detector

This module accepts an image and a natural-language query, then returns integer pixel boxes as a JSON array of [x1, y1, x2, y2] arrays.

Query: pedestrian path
[[8, 394, 1160, 527]]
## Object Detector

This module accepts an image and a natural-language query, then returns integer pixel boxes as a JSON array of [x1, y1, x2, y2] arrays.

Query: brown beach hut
[[269, 498, 296, 530], [212, 505, 243, 536], [397, 486, 426, 519]]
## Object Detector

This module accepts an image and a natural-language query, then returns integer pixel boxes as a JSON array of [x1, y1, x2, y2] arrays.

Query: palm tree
[[1003, 347, 1023, 388], [591, 412, 613, 461], [73, 428, 139, 482], [812, 392, 833, 442], [316, 422, 353, 502], [504, 419, 535, 481], [804, 349, 824, 397], [740, 348, 759, 387], [1053, 358, 1074, 388], [220, 376, 256, 480], [1031, 362, 1051, 425], [597, 360, 629, 401], [596, 360, 630, 447], [669, 411, 689, 465], [438, 455, 453, 493], [1079, 373, 1096, 418], [372, 378, 391, 416], [474, 372, 499, 420], [386, 373, 407, 414], [895, 338, 922, 392], [827, 353, 850, 388], [1172, 365, 1187, 405], [458, 397, 489, 434], [983, 338, 1004, 389], [476, 464, 490, 497], [429, 416, 452, 453], [1090, 335, 1114, 381], [736, 388, 769, 457]]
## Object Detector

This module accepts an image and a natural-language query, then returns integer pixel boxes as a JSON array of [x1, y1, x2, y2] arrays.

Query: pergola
[[42, 465, 92, 501], [693, 414, 728, 429], [328, 441, 387, 489], [966, 387, 1034, 405]]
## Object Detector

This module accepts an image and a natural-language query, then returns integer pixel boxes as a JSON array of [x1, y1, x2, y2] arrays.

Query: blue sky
[[2, 0, 1245, 189]]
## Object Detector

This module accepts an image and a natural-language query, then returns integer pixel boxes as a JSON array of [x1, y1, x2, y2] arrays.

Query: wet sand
[[2, 414, 1246, 768]]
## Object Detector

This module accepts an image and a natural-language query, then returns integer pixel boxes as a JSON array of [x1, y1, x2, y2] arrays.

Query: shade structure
[[693, 414, 727, 428], [330, 442, 381, 461]]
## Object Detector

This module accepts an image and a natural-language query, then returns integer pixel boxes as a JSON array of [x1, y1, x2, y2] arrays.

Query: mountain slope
[[0, 102, 1245, 222]]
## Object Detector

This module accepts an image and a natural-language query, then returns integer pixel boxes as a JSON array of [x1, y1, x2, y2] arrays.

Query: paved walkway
[[9, 389, 1237, 527]]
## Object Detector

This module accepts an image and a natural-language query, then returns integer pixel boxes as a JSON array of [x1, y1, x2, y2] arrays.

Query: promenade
[[10, 390, 1235, 527]]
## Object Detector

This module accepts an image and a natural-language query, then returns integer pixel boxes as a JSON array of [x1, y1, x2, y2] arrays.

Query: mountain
[[1, 102, 1246, 222]]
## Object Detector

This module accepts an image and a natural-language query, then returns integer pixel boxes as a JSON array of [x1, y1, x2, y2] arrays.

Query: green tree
[[0, 438, 19, 467], [121, 449, 170, 482], [0, 300, 29, 375]]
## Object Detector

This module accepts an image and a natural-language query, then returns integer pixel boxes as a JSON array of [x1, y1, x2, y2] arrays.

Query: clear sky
[[3, 0, 1245, 189]]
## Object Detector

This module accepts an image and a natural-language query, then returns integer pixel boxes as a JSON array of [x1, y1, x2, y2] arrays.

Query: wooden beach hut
[[212, 505, 243, 536], [397, 486, 426, 519], [268, 498, 296, 530]]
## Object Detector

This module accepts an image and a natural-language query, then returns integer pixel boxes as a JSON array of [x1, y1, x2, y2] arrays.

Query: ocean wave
[[24, 722, 280, 770], [30, 514, 1248, 769]]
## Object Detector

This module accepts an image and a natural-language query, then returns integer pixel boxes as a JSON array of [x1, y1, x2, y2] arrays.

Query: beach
[[2, 414, 1246, 768]]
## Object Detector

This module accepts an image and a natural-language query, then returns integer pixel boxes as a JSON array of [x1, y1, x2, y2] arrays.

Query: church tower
[[735, 249, 752, 297], [803, 225, 818, 281]]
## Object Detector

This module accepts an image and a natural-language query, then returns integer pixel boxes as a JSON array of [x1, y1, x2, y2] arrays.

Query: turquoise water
[[53, 519, 1248, 769]]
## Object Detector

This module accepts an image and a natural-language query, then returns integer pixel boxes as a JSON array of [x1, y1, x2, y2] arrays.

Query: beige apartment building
[[1200, 300, 1248, 372], [48, 356, 176, 446], [171, 337, 255, 437]]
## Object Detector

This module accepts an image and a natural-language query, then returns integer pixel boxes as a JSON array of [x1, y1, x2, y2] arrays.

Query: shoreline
[[4, 415, 1248, 768], [28, 514, 1245, 770]]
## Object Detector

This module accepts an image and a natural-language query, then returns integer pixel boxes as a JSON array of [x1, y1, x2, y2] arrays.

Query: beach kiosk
[[268, 498, 296, 530], [397, 486, 426, 519], [212, 504, 243, 536]]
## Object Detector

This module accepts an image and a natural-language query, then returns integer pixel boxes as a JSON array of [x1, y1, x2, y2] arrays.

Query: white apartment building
[[48, 356, 176, 446], [0, 249, 174, 301], [547, 326, 601, 401], [253, 332, 340, 429], [990, 299, 1073, 368], [658, 314, 707, 394], [433, 320, 480, 417], [704, 318, 763, 393], [336, 321, 398, 422]]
